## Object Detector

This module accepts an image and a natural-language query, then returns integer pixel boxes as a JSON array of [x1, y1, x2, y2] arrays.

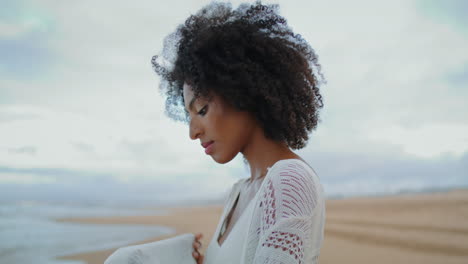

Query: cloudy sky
[[1, 0, 467, 204]]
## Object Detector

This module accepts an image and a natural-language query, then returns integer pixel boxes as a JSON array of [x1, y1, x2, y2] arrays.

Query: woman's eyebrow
[[186, 94, 211, 112], [187, 97, 197, 112]]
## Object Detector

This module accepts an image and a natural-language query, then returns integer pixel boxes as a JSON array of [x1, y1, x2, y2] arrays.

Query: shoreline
[[56, 205, 223, 263], [57, 189, 468, 264]]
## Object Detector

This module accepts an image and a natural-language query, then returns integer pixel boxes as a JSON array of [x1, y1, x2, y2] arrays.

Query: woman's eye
[[198, 106, 208, 116]]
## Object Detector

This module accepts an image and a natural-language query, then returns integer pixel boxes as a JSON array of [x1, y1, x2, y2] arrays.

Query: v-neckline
[[215, 161, 281, 247], [216, 188, 253, 247]]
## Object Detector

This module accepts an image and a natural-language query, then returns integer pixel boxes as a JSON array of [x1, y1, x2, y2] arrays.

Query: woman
[[152, 1, 326, 263]]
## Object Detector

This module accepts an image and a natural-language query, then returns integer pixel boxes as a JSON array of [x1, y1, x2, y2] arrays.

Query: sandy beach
[[56, 189, 468, 264]]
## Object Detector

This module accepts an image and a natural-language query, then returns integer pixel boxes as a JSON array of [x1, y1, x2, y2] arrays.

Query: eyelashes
[[198, 105, 208, 116]]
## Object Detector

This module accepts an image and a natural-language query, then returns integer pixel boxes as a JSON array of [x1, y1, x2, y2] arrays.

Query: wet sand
[[57, 189, 468, 264]]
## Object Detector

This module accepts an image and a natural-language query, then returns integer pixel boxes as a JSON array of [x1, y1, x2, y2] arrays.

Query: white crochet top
[[204, 159, 326, 264]]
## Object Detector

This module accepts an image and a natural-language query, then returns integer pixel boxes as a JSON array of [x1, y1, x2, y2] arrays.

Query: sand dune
[[57, 189, 468, 264]]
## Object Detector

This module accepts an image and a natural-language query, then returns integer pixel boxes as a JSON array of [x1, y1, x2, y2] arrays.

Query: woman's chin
[[210, 153, 237, 164]]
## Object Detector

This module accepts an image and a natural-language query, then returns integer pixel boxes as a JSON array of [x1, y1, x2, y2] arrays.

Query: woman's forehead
[[183, 83, 214, 102], [183, 83, 209, 111], [183, 82, 194, 97], [183, 88, 196, 112]]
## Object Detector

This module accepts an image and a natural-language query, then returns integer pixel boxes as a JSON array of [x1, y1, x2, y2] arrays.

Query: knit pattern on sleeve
[[244, 160, 325, 264]]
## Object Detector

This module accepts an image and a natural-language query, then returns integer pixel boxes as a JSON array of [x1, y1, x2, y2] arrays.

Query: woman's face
[[183, 83, 257, 164]]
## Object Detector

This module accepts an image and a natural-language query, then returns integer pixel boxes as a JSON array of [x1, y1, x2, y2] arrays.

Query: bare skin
[[192, 233, 204, 264], [184, 83, 303, 263]]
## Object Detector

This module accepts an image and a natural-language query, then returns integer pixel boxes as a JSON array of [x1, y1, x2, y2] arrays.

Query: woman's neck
[[241, 126, 299, 183]]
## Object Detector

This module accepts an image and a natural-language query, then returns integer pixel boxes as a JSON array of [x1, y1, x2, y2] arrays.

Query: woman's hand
[[192, 233, 204, 264]]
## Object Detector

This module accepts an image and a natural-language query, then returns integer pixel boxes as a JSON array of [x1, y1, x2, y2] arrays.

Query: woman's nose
[[189, 119, 202, 140]]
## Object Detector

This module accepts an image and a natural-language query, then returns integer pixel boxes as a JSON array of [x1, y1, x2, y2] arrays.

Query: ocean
[[0, 201, 175, 264]]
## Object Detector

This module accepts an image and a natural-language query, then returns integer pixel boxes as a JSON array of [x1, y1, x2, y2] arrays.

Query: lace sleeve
[[253, 160, 324, 264]]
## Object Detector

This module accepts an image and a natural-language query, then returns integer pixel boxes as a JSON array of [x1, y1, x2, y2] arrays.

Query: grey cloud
[[0, 164, 226, 205], [0, 111, 41, 123], [8, 146, 37, 155], [418, 0, 468, 33], [1, 150, 467, 203], [302, 150, 468, 198], [70, 141, 95, 154], [0, 165, 111, 179], [118, 138, 180, 164], [446, 63, 468, 88]]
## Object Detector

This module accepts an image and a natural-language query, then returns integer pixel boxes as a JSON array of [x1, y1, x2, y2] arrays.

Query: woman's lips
[[201, 141, 213, 148], [204, 141, 214, 155]]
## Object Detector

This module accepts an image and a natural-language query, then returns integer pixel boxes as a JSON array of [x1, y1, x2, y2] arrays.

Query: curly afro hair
[[152, 1, 325, 150]]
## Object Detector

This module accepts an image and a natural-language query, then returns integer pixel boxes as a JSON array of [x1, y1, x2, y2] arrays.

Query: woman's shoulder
[[262, 158, 324, 209], [267, 158, 319, 183]]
